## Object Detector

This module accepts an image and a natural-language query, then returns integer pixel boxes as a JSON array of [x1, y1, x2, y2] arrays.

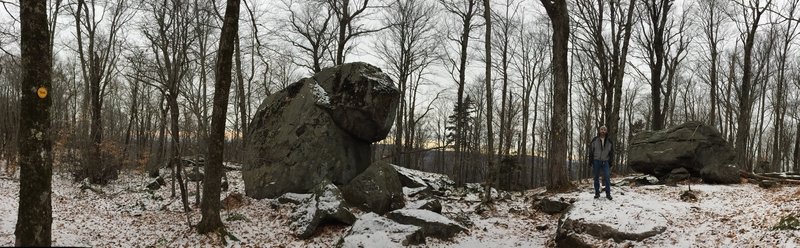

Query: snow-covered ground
[[1, 169, 798, 247]]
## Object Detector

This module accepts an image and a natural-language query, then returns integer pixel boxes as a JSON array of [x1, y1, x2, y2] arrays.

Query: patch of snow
[[359, 67, 396, 92], [310, 81, 330, 106], [403, 187, 426, 196]]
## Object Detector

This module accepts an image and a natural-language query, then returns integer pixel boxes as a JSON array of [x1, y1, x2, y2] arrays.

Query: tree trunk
[[482, 0, 495, 202], [198, 0, 240, 234], [234, 34, 247, 154], [169, 92, 190, 212], [736, 6, 767, 172], [541, 0, 572, 191], [16, 0, 53, 245]]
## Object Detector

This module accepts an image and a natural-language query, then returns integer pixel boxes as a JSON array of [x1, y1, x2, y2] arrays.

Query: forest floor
[[0, 166, 798, 247]]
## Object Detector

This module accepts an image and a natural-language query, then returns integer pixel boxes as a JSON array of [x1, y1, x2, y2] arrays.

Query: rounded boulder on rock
[[242, 62, 399, 199], [628, 121, 737, 182]]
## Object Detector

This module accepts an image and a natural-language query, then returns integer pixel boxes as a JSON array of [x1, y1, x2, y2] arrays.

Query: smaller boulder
[[406, 199, 443, 214], [393, 165, 455, 193], [290, 181, 356, 239], [534, 198, 571, 215], [665, 167, 690, 184], [700, 164, 740, 184], [337, 213, 425, 247], [759, 180, 778, 189], [342, 162, 405, 215], [420, 200, 443, 214], [387, 209, 467, 240], [146, 176, 166, 191]]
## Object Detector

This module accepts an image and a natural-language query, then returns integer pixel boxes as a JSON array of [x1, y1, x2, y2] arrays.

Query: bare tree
[[481, 0, 495, 201], [770, 0, 800, 172], [573, 0, 637, 154], [376, 0, 440, 167], [323, 0, 381, 65], [636, 0, 673, 131], [733, 0, 771, 171], [15, 0, 53, 245], [539, 0, 571, 191], [71, 0, 132, 184], [284, 0, 336, 73], [139, 0, 196, 212], [440, 0, 480, 180], [697, 0, 725, 128], [198, 0, 240, 234]]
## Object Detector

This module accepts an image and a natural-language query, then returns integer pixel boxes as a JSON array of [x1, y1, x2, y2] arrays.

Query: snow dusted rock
[[534, 198, 571, 215], [700, 164, 740, 184], [555, 191, 670, 247], [342, 161, 405, 215], [146, 176, 166, 191], [337, 213, 425, 247], [291, 181, 357, 239], [405, 199, 442, 214], [387, 209, 467, 240], [393, 165, 455, 194], [628, 122, 736, 180], [243, 62, 399, 199], [759, 179, 778, 188], [403, 186, 428, 197], [279, 192, 313, 205]]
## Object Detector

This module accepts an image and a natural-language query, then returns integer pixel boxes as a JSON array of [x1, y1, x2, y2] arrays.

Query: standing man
[[588, 126, 614, 200]]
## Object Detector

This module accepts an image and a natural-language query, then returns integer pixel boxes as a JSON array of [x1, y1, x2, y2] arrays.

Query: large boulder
[[243, 63, 399, 199], [337, 213, 425, 247], [290, 181, 356, 239], [387, 209, 467, 240], [628, 122, 737, 180], [342, 161, 405, 215]]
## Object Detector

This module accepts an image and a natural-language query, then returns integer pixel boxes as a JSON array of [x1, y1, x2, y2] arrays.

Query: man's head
[[599, 126, 608, 137]]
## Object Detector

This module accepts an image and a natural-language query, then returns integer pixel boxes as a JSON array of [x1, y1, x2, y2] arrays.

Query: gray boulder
[[387, 209, 467, 240], [342, 161, 405, 215], [337, 213, 425, 248], [534, 198, 571, 215], [393, 165, 455, 193], [146, 176, 166, 191], [665, 167, 690, 184], [759, 179, 778, 188], [700, 164, 740, 184], [290, 181, 356, 239], [628, 122, 736, 180], [243, 63, 399, 199], [405, 199, 443, 214]]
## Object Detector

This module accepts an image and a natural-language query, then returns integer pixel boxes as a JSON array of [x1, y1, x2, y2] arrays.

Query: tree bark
[[16, 0, 53, 245], [482, 0, 495, 202], [540, 0, 572, 191], [198, 0, 240, 234]]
